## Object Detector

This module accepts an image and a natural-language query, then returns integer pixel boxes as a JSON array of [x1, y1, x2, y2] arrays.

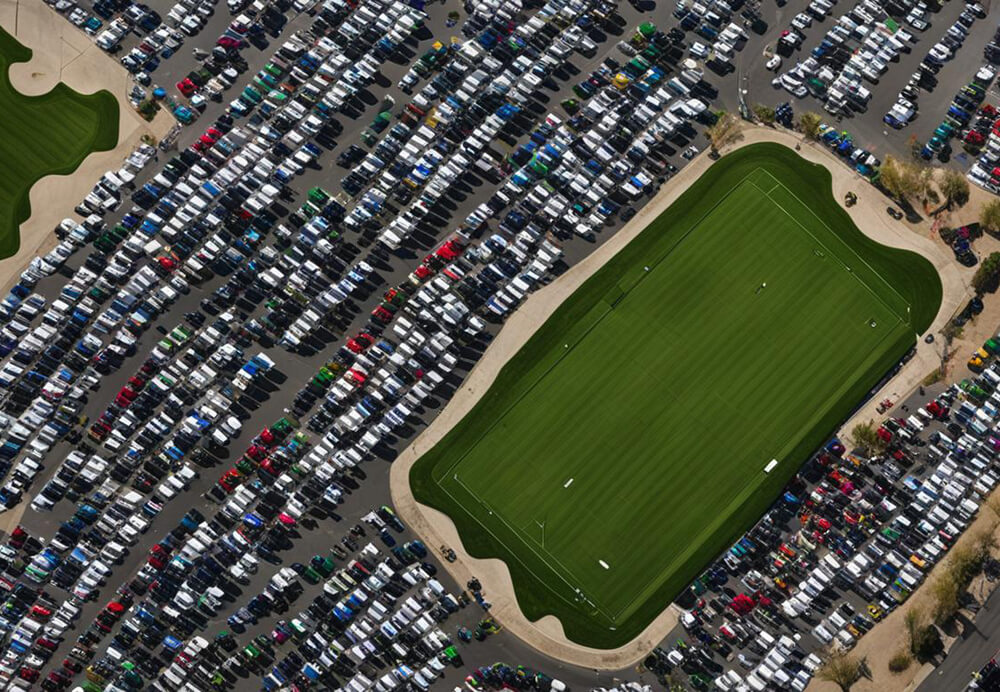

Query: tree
[[798, 111, 822, 139], [879, 156, 929, 202], [705, 112, 740, 154], [980, 199, 1000, 234], [931, 569, 963, 624], [904, 608, 924, 653], [972, 252, 1000, 295], [912, 625, 943, 662], [939, 168, 970, 207], [850, 420, 887, 455], [817, 652, 868, 692], [908, 134, 923, 161], [666, 670, 686, 691], [753, 103, 776, 125]]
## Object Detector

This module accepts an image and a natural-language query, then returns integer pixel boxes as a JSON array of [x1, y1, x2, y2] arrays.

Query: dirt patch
[[0, 0, 172, 292]]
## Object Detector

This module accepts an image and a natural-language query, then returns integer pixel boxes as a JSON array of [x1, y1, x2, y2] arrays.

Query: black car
[[337, 144, 365, 167]]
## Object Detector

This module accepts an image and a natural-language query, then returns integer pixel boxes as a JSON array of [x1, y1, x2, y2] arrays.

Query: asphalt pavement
[[918, 584, 1000, 692], [19, 0, 1000, 687]]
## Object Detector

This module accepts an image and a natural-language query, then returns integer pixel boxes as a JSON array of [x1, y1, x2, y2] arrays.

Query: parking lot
[[0, 0, 999, 687]]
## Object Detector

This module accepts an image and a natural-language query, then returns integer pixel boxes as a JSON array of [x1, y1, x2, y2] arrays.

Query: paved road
[[917, 583, 1000, 692]]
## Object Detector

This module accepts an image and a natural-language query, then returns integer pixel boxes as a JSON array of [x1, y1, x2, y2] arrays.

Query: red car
[[259, 458, 281, 476], [425, 238, 464, 266], [88, 422, 111, 441], [218, 469, 241, 492], [30, 605, 52, 621], [246, 444, 268, 461], [105, 600, 126, 615], [176, 78, 196, 96], [346, 332, 374, 353], [371, 305, 394, 324], [19, 667, 39, 682], [127, 375, 146, 390], [408, 264, 432, 284]]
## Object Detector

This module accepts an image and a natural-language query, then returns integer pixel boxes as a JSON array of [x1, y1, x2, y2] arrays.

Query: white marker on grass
[[563, 478, 574, 488], [599, 560, 610, 569]]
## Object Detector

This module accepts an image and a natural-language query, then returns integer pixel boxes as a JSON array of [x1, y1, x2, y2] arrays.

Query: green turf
[[0, 27, 119, 259], [410, 143, 941, 647]]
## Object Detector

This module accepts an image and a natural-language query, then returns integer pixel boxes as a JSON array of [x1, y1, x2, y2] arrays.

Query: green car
[[298, 565, 322, 584], [985, 338, 1000, 355], [242, 643, 261, 663], [312, 555, 335, 576], [371, 111, 392, 133], [242, 86, 263, 104], [933, 123, 954, 139], [308, 187, 330, 205]]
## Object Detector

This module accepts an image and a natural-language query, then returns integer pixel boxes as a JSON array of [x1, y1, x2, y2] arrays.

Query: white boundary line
[[755, 170, 912, 327], [442, 472, 617, 623], [432, 166, 914, 627], [435, 169, 773, 625]]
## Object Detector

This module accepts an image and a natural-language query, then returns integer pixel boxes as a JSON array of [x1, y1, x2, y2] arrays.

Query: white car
[[928, 43, 951, 62], [690, 42, 710, 59], [791, 12, 812, 29], [766, 55, 782, 71]]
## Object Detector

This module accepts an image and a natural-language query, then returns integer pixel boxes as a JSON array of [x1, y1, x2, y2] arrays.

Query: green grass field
[[409, 143, 941, 648], [0, 27, 119, 259]]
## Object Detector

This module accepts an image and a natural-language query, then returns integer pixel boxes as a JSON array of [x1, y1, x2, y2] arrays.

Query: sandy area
[[0, 0, 172, 292], [389, 126, 967, 668]]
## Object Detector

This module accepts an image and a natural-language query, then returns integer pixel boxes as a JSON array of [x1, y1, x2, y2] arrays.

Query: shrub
[[912, 625, 943, 662], [973, 252, 1000, 295], [888, 651, 912, 673]]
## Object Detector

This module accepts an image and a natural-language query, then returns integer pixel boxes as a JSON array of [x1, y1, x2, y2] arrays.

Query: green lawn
[[410, 143, 942, 648], [0, 27, 119, 259]]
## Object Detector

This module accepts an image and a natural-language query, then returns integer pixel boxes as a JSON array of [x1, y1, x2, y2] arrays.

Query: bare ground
[[0, 0, 173, 293]]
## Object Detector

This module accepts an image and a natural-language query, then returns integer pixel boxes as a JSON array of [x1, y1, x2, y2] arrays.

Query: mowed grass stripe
[[0, 28, 118, 259], [412, 144, 941, 647], [448, 179, 905, 620]]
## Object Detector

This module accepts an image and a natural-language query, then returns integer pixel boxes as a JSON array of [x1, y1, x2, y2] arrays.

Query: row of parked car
[[0, 0, 722, 687], [77, 0, 714, 687], [661, 361, 1000, 691], [0, 0, 582, 687]]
